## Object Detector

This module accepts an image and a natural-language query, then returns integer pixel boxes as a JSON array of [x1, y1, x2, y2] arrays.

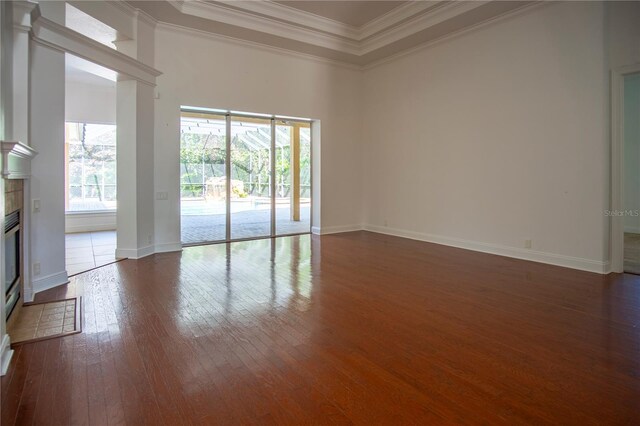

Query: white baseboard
[[33, 270, 70, 294], [311, 226, 321, 235], [116, 244, 154, 260], [316, 224, 363, 235], [0, 334, 13, 376], [23, 287, 34, 303], [65, 211, 116, 233], [66, 223, 117, 233], [154, 242, 182, 253], [363, 224, 609, 274], [115, 243, 181, 260]]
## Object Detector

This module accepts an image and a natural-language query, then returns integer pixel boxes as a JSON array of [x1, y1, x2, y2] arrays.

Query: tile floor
[[9, 299, 77, 343], [66, 231, 117, 276]]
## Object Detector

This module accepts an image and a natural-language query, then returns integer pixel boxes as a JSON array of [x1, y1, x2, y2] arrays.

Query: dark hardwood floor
[[2, 231, 640, 425]]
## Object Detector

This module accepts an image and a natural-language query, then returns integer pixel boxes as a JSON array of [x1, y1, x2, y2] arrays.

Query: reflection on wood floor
[[2, 232, 640, 424]]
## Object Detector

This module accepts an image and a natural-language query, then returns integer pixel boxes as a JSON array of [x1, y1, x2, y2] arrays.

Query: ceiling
[[124, 1, 535, 66], [272, 1, 408, 27]]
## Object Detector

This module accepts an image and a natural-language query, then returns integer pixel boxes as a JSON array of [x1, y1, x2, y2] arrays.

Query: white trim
[[360, 1, 489, 55], [23, 287, 34, 304], [317, 224, 363, 235], [611, 63, 640, 273], [154, 242, 182, 253], [115, 245, 154, 260], [30, 14, 162, 86], [156, 23, 363, 72], [215, 0, 361, 39], [363, 224, 610, 274], [33, 270, 69, 294], [65, 223, 116, 233], [0, 334, 13, 376], [311, 226, 321, 235], [65, 211, 116, 233], [157, 0, 529, 60], [13, 0, 36, 32], [363, 2, 545, 70], [150, 1, 545, 70], [172, 0, 361, 55], [169, 0, 475, 48], [135, 8, 157, 29], [359, 2, 439, 39], [0, 140, 37, 178]]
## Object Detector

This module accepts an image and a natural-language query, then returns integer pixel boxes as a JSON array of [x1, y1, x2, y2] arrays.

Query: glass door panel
[[230, 116, 272, 240], [275, 120, 311, 235], [180, 112, 227, 244]]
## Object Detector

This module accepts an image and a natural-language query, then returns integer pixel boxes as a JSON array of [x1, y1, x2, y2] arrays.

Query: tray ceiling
[[126, 0, 536, 66], [272, 1, 408, 27]]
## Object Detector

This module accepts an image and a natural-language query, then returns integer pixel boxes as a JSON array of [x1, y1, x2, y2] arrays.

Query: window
[[65, 122, 117, 212]]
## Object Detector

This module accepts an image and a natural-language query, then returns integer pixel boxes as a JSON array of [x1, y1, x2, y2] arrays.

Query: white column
[[12, 1, 36, 303], [0, 0, 12, 376], [29, 1, 67, 294], [11, 1, 35, 145], [115, 79, 155, 258], [114, 11, 157, 258]]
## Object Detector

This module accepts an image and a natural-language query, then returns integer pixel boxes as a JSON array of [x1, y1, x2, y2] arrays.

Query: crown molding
[[135, 8, 158, 28], [156, 21, 363, 72], [361, 1, 490, 55], [109, 0, 158, 28], [363, 1, 545, 70], [169, 0, 361, 55], [13, 0, 37, 31], [214, 0, 361, 39], [125, 0, 543, 68], [163, 0, 512, 58], [359, 1, 441, 39]]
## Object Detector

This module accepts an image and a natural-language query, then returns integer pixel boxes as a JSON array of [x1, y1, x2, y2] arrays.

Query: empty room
[[0, 0, 639, 424]]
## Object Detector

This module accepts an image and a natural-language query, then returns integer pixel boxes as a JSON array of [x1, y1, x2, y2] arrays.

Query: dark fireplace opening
[[5, 210, 20, 319]]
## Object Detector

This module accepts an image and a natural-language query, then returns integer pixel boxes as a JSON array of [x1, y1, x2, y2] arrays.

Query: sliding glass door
[[180, 109, 311, 245], [275, 120, 311, 235], [180, 112, 227, 244], [230, 116, 272, 240]]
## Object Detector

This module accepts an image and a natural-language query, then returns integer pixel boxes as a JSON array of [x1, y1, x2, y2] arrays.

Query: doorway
[[623, 72, 640, 274], [64, 54, 118, 276], [612, 65, 640, 274], [180, 109, 312, 245]]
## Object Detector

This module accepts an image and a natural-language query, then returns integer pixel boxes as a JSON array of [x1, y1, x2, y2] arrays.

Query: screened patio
[[180, 112, 311, 244]]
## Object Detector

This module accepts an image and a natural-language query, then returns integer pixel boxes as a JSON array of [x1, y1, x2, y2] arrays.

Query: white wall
[[624, 73, 640, 233], [65, 80, 116, 124], [362, 2, 610, 272], [153, 26, 363, 249], [25, 0, 640, 277]]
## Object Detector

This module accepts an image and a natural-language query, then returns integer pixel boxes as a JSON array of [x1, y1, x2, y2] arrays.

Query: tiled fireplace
[[1, 141, 37, 334]]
